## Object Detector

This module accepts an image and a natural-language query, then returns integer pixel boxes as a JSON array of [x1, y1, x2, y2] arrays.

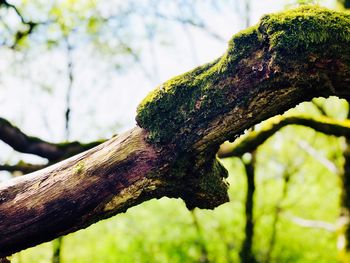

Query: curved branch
[[0, 117, 104, 161], [0, 162, 46, 174], [0, 0, 54, 48], [218, 115, 350, 158], [0, 0, 38, 45], [0, 0, 31, 25], [136, 7, 350, 151], [0, 6, 350, 257], [283, 213, 336, 232]]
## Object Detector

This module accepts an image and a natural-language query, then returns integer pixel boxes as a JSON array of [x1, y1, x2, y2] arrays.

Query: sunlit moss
[[259, 6, 350, 53]]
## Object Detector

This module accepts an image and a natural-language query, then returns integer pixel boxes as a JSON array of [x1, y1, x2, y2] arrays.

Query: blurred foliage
[[0, 0, 228, 65]]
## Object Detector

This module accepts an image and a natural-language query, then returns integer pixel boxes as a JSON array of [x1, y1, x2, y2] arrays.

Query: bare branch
[[0, 162, 46, 174], [296, 140, 340, 175], [0, 117, 104, 161], [0, 0, 53, 48], [283, 213, 336, 232]]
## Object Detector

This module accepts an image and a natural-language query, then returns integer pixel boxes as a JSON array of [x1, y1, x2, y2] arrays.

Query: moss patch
[[180, 158, 229, 210], [136, 26, 260, 146], [74, 162, 85, 175], [259, 6, 350, 55]]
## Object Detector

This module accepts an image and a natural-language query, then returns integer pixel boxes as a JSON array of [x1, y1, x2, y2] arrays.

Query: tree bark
[[0, 6, 350, 257]]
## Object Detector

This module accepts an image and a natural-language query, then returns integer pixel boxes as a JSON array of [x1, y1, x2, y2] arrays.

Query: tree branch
[[218, 115, 350, 158], [0, 161, 46, 174], [0, 117, 104, 161], [0, 0, 38, 45], [283, 213, 336, 232], [0, 0, 53, 48], [0, 6, 350, 257], [0, 0, 28, 25], [296, 139, 340, 174]]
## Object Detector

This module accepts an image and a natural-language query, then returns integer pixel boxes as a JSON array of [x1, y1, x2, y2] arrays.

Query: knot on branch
[[168, 155, 229, 210]]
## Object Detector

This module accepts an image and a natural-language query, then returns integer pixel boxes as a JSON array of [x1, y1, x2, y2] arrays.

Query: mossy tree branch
[[218, 115, 350, 158], [0, 6, 350, 257]]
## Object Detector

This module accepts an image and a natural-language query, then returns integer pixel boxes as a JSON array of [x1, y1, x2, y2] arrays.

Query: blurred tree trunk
[[190, 211, 210, 263], [339, 3, 350, 260], [0, 6, 350, 257], [51, 34, 75, 263], [239, 152, 257, 263], [340, 0, 350, 9], [265, 167, 293, 263], [338, 137, 350, 262], [337, 103, 350, 262]]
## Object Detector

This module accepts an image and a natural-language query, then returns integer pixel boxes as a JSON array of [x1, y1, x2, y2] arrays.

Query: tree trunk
[[337, 138, 350, 262], [239, 152, 257, 263], [1, 6, 350, 257]]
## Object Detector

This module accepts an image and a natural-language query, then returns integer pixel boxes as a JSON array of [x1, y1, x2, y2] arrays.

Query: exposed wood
[[0, 128, 162, 255], [0, 6, 350, 257], [0, 127, 228, 257], [0, 127, 163, 256]]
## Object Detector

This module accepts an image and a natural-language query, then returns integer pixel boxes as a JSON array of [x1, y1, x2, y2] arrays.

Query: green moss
[[136, 6, 350, 147], [182, 158, 229, 210], [168, 156, 192, 179], [136, 26, 260, 146], [75, 162, 85, 175], [259, 6, 350, 53]]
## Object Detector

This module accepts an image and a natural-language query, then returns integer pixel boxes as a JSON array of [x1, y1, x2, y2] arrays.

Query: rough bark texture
[[0, 127, 228, 257], [0, 128, 164, 256], [1, 6, 350, 257]]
